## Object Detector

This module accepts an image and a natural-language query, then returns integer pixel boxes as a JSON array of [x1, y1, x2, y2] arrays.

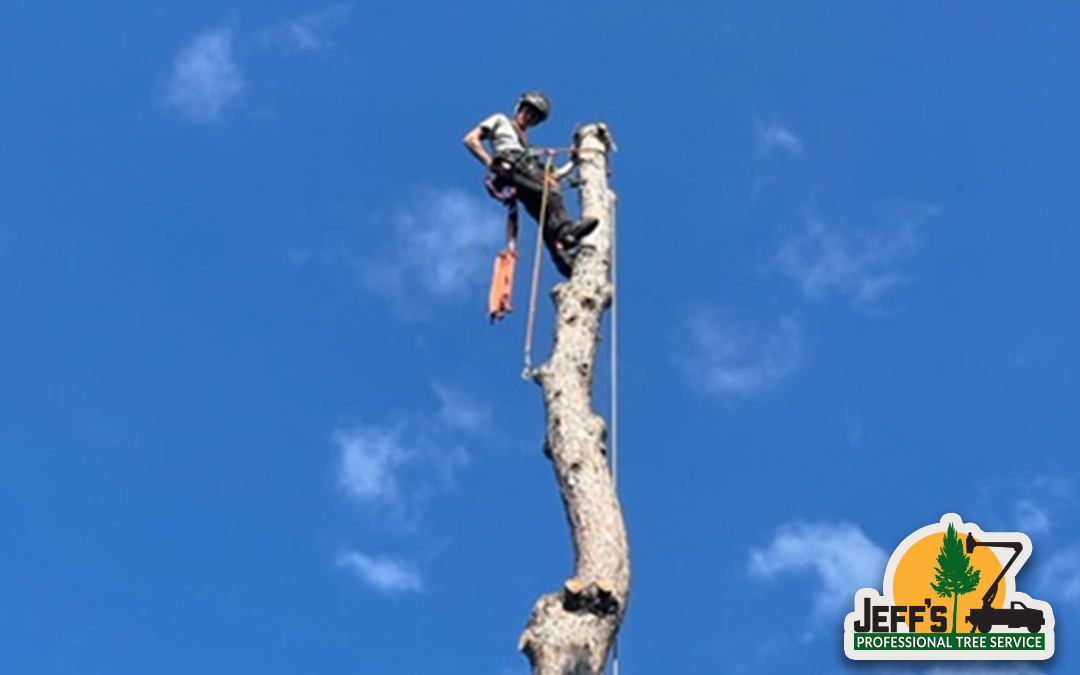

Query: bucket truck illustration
[[964, 532, 1045, 634]]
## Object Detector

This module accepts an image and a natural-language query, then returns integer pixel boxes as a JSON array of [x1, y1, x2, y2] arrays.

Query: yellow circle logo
[[891, 530, 1004, 632]]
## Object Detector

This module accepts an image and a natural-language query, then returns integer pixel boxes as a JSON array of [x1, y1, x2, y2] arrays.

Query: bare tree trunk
[[519, 124, 629, 675]]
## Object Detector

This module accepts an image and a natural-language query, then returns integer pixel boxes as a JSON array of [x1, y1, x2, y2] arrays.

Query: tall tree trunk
[[519, 124, 630, 675], [952, 593, 959, 635]]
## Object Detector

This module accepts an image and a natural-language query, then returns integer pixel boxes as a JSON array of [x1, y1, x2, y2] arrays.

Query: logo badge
[[845, 513, 1054, 660]]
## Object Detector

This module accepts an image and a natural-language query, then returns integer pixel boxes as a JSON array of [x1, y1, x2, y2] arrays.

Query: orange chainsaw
[[486, 177, 518, 323]]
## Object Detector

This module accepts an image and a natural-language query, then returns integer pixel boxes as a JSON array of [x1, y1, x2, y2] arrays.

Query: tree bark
[[519, 124, 629, 675]]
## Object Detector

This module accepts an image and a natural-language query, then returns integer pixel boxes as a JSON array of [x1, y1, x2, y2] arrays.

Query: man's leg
[[538, 191, 577, 278], [508, 165, 571, 277], [510, 162, 596, 278], [541, 188, 599, 249]]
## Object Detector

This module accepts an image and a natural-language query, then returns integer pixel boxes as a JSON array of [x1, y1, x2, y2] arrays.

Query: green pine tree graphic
[[930, 523, 982, 634]]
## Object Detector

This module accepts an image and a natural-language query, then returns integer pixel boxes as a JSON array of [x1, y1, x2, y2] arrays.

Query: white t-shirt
[[478, 113, 526, 155]]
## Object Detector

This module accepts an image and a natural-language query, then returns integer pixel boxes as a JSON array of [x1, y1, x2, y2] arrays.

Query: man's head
[[515, 91, 550, 128]]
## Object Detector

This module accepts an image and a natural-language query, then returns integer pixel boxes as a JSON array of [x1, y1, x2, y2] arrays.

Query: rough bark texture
[[519, 124, 629, 675]]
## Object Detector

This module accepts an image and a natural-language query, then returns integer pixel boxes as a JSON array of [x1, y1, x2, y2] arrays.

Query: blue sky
[[2, 2, 1079, 674]]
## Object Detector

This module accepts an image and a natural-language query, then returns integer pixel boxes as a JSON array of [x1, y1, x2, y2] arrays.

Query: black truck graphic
[[963, 533, 1044, 634]]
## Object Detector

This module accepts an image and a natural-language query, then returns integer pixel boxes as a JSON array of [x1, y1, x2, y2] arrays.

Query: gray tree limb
[[519, 124, 629, 675]]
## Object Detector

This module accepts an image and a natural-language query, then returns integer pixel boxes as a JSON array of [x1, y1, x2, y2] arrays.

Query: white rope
[[610, 193, 620, 675], [610, 195, 618, 489], [522, 156, 554, 380]]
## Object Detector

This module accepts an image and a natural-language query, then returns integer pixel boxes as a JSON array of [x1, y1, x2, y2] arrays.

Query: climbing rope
[[610, 188, 620, 675], [520, 145, 599, 378], [522, 153, 555, 380], [610, 197, 618, 488]]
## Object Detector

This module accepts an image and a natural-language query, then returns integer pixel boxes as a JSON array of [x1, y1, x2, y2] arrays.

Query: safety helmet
[[517, 91, 551, 123]]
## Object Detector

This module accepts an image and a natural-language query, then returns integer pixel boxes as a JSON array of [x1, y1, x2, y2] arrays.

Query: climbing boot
[[544, 235, 576, 278], [555, 216, 599, 249]]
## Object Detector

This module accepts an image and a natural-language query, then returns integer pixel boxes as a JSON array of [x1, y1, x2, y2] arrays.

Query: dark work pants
[[493, 153, 574, 276]]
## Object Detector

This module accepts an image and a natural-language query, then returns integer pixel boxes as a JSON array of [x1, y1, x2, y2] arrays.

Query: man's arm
[[463, 125, 492, 169], [551, 160, 575, 182]]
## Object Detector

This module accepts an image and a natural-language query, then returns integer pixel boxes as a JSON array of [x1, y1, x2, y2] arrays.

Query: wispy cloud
[[334, 421, 468, 529], [332, 383, 489, 594], [338, 189, 503, 316], [672, 308, 803, 399], [162, 28, 246, 125], [335, 424, 412, 506], [163, 7, 353, 126], [749, 521, 887, 625], [337, 550, 423, 593], [776, 205, 936, 311], [262, 4, 354, 53], [1037, 546, 1080, 604], [432, 381, 493, 435], [973, 474, 1074, 536], [289, 189, 503, 318], [755, 119, 803, 160], [1013, 475, 1073, 535], [333, 382, 484, 529], [1014, 499, 1051, 536]]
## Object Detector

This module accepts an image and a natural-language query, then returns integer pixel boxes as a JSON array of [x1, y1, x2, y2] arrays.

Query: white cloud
[[359, 189, 504, 312], [776, 205, 936, 310], [163, 8, 353, 126], [1037, 546, 1080, 603], [1015, 475, 1074, 534], [163, 28, 246, 125], [432, 381, 492, 435], [749, 521, 888, 623], [755, 119, 803, 159], [335, 424, 411, 505], [1014, 499, 1051, 535], [289, 189, 503, 318], [333, 383, 484, 527], [673, 308, 803, 399], [265, 4, 354, 53], [332, 384, 488, 592], [334, 422, 467, 527], [337, 550, 423, 593], [973, 474, 1074, 535]]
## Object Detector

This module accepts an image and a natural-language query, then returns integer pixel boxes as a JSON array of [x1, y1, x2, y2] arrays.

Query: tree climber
[[463, 91, 598, 277]]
